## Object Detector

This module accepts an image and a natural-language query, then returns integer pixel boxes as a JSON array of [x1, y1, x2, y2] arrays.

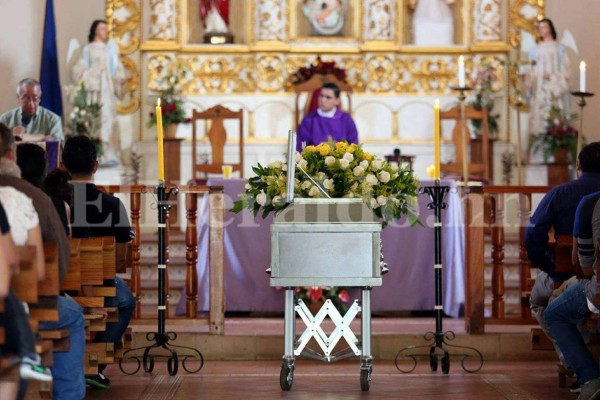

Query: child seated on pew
[[0, 197, 52, 382]]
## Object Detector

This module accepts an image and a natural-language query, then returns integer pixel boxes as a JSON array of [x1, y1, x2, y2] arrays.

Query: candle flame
[[580, 61, 586, 71], [157, 98, 161, 107]]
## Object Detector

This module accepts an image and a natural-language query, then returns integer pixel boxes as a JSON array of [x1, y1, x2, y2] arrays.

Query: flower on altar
[[295, 286, 351, 313], [530, 105, 579, 162], [468, 61, 501, 137], [147, 67, 191, 128], [231, 140, 420, 226], [64, 82, 103, 156]]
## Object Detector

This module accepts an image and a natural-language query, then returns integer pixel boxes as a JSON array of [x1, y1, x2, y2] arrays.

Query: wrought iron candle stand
[[394, 180, 483, 374], [119, 182, 204, 376], [570, 91, 595, 169]]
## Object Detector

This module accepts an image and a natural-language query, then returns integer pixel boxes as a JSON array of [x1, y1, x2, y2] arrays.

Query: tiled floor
[[85, 360, 577, 400]]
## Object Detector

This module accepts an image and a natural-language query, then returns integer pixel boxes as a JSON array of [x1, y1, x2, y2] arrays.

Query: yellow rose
[[305, 145, 317, 153], [335, 142, 347, 151], [319, 145, 331, 156], [362, 152, 373, 161], [347, 143, 358, 153]]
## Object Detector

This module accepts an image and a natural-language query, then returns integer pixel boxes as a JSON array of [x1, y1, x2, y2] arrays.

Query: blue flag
[[40, 0, 63, 117]]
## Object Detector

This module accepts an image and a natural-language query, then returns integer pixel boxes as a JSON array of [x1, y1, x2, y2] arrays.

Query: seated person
[[0, 78, 64, 142], [296, 82, 358, 151], [61, 136, 135, 389]]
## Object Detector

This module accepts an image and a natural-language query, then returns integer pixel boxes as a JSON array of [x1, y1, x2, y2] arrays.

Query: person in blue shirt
[[525, 142, 600, 371]]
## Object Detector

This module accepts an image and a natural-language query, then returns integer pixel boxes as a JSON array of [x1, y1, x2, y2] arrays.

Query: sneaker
[[571, 381, 582, 394], [19, 357, 53, 382], [86, 372, 110, 389], [578, 378, 600, 400]]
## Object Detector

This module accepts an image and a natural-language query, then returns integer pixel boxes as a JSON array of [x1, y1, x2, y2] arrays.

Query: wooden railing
[[98, 185, 225, 334], [464, 185, 550, 334]]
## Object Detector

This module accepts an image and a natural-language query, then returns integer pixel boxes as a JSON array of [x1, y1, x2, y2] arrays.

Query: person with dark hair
[[0, 122, 86, 399], [525, 142, 600, 376], [527, 18, 570, 148], [16, 143, 71, 236], [296, 82, 358, 151], [0, 78, 63, 141], [71, 19, 125, 165], [62, 135, 135, 389]]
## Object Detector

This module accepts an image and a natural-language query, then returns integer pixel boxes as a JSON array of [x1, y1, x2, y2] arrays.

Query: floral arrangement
[[292, 56, 347, 85], [65, 82, 103, 156], [232, 141, 419, 309], [530, 105, 579, 162], [469, 62, 500, 136], [147, 73, 190, 128], [232, 141, 420, 226]]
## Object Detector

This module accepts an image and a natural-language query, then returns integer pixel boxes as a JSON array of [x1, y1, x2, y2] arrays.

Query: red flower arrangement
[[293, 56, 348, 85], [147, 73, 191, 128], [296, 286, 351, 313]]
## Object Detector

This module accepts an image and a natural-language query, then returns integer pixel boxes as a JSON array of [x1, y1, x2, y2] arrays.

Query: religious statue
[[409, 0, 455, 46], [69, 19, 125, 166], [200, 0, 233, 44], [302, 0, 348, 36], [526, 18, 571, 140]]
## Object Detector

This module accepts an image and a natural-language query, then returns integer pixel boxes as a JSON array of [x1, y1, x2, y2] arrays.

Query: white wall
[[0, 0, 104, 115]]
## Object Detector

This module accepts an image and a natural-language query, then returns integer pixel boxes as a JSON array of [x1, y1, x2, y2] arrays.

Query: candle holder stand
[[570, 91, 594, 170], [394, 180, 483, 374], [449, 86, 473, 185], [119, 181, 205, 376]]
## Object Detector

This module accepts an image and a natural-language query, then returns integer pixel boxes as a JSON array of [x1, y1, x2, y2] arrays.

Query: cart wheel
[[280, 363, 294, 391], [429, 348, 438, 372], [360, 367, 371, 391], [441, 353, 450, 374]]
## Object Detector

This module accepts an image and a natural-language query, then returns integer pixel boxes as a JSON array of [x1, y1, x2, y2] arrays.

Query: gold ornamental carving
[[107, 0, 141, 115], [255, 0, 287, 41], [149, 0, 177, 40], [509, 0, 544, 48], [256, 56, 285, 92], [366, 56, 395, 92], [363, 0, 395, 41], [473, 0, 502, 42]]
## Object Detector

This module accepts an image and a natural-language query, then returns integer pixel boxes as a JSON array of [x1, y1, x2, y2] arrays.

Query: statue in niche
[[200, 0, 233, 44], [408, 0, 455, 46], [302, 0, 348, 36]]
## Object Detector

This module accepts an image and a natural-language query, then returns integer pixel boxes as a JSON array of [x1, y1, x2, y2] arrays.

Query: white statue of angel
[[68, 19, 125, 165], [520, 18, 576, 142], [410, 0, 455, 46]]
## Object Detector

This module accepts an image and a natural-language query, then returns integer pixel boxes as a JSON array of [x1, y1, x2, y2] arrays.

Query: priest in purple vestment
[[296, 82, 358, 151]]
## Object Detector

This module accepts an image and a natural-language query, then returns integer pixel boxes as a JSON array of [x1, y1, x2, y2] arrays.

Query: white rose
[[295, 153, 303, 163], [309, 186, 320, 197], [298, 159, 308, 169], [391, 173, 399, 180], [272, 195, 282, 205], [377, 195, 387, 206], [323, 179, 334, 190], [343, 152, 354, 162], [80, 110, 86, 116], [301, 180, 312, 190], [339, 159, 350, 169], [392, 198, 401, 206], [73, 107, 79, 112], [69, 111, 76, 119], [269, 160, 282, 169], [371, 159, 383, 170], [350, 183, 358, 191], [244, 183, 252, 190], [390, 163, 399, 172], [369, 198, 379, 209], [353, 166, 365, 177], [378, 171, 390, 183], [315, 172, 326, 181], [256, 191, 268, 206], [365, 174, 378, 186], [360, 160, 369, 169], [325, 156, 336, 166], [282, 164, 288, 172]]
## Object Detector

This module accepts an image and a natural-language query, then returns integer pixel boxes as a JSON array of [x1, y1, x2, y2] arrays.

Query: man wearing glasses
[[0, 78, 64, 142], [296, 82, 358, 151]]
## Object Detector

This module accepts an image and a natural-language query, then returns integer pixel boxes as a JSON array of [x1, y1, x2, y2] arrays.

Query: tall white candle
[[580, 61, 586, 93], [458, 56, 465, 87]]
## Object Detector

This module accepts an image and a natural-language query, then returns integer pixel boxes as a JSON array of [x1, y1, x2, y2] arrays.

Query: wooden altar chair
[[440, 106, 491, 181], [191, 105, 244, 179], [385, 148, 415, 171], [293, 74, 353, 129]]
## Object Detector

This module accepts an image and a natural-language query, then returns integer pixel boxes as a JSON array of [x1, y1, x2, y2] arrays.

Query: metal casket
[[270, 198, 382, 287]]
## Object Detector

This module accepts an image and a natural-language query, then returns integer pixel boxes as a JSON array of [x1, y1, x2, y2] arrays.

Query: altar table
[[177, 178, 465, 317]]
